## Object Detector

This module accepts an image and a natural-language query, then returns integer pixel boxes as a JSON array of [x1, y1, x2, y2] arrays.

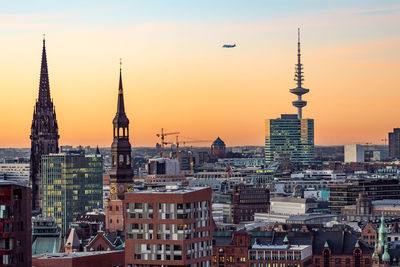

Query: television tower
[[290, 28, 309, 119]]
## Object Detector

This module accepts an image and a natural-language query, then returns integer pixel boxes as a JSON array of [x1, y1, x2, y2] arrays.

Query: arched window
[[119, 127, 123, 137], [119, 154, 124, 164], [126, 155, 130, 165], [324, 250, 330, 267]]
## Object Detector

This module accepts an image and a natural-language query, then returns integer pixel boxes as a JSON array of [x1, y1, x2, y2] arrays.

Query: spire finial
[[118, 59, 123, 94]]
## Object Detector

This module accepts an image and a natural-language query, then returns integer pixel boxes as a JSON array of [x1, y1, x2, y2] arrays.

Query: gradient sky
[[1, 0, 399, 147]]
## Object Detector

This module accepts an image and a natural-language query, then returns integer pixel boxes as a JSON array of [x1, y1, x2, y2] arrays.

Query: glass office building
[[265, 114, 314, 164], [41, 151, 103, 235]]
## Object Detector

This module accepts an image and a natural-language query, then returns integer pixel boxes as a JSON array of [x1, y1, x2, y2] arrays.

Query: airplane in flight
[[222, 44, 236, 48]]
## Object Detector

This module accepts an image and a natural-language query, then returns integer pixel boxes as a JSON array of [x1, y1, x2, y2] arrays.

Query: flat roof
[[127, 186, 208, 195], [33, 250, 121, 259], [251, 244, 310, 250]]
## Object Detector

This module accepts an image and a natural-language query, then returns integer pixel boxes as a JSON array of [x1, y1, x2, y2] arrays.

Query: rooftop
[[127, 186, 209, 195], [33, 250, 121, 259], [251, 244, 310, 250]]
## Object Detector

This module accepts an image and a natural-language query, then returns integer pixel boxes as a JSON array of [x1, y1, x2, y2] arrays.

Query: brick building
[[0, 181, 31, 266], [212, 230, 251, 266], [32, 250, 124, 267], [361, 223, 378, 247], [312, 232, 372, 267], [233, 184, 270, 224], [124, 186, 213, 266], [213, 225, 373, 267]]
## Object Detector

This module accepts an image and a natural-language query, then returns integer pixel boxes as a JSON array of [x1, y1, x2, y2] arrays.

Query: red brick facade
[[233, 184, 270, 224], [0, 182, 31, 267], [85, 231, 115, 251], [361, 223, 377, 247], [124, 187, 213, 266], [212, 231, 250, 266], [106, 198, 124, 232], [32, 251, 124, 267], [313, 246, 371, 267]]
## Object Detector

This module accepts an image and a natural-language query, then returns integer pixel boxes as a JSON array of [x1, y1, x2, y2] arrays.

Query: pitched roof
[[312, 230, 372, 255], [65, 228, 80, 248]]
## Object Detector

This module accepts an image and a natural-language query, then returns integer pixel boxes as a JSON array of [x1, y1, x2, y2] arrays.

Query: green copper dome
[[324, 241, 329, 248]]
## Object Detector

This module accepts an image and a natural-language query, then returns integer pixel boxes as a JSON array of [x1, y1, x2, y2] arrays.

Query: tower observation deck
[[289, 28, 309, 119]]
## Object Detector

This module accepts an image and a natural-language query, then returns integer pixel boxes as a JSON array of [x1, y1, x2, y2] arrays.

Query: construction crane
[[156, 128, 180, 158]]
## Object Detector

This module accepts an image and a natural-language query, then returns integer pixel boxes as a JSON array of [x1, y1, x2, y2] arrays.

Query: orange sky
[[1, 2, 399, 147]]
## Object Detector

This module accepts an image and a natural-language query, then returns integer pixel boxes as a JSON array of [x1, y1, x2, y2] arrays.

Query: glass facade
[[41, 152, 103, 235], [265, 114, 314, 164]]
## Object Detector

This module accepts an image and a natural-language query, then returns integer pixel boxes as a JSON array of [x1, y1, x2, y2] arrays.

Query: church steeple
[[116, 64, 126, 114], [30, 36, 59, 214], [38, 36, 51, 108], [110, 61, 133, 187]]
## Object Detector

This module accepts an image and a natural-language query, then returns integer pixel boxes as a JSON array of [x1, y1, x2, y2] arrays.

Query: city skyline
[[1, 0, 399, 147]]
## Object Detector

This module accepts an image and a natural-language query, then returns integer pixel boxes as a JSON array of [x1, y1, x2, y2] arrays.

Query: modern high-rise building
[[106, 64, 134, 233], [389, 128, 400, 159], [265, 114, 314, 164], [41, 151, 103, 235], [0, 181, 32, 267], [265, 29, 314, 164], [124, 186, 213, 266], [30, 37, 59, 214], [344, 144, 365, 163]]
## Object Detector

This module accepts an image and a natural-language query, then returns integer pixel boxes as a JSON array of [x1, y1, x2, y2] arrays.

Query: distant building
[[233, 184, 270, 224], [265, 114, 314, 164], [389, 128, 400, 159], [343, 194, 400, 222], [329, 178, 400, 214], [0, 162, 29, 186], [0, 181, 31, 267], [147, 158, 180, 175], [124, 186, 213, 266], [210, 137, 226, 161], [269, 197, 318, 215], [41, 151, 103, 235], [345, 144, 365, 163]]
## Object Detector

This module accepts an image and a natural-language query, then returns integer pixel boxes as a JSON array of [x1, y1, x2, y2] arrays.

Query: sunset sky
[[1, 0, 399, 147]]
